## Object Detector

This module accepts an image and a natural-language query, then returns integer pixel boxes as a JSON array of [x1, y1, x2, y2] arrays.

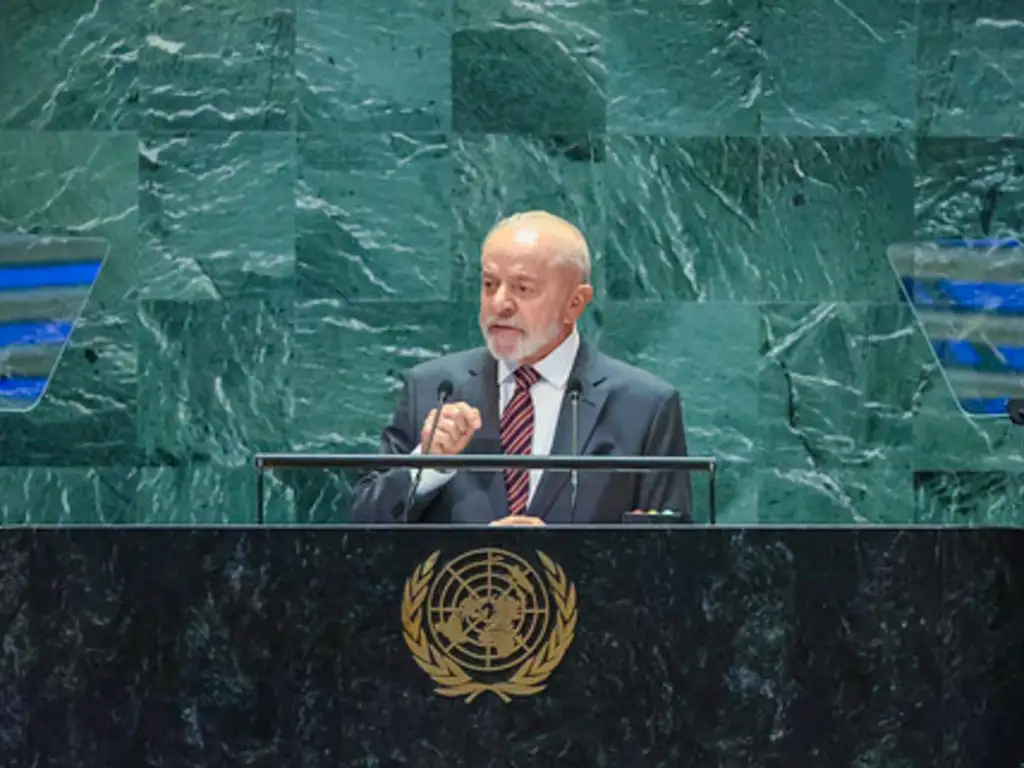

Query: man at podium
[[349, 211, 693, 525]]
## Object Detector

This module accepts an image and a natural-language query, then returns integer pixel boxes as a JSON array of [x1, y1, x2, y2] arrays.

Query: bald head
[[482, 211, 591, 282]]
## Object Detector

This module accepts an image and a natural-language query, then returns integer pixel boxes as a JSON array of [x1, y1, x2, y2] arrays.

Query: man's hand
[[421, 402, 482, 455], [489, 516, 545, 527]]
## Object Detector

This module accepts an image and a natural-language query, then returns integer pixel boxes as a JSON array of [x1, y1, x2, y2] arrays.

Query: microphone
[[567, 377, 583, 523], [401, 379, 454, 521]]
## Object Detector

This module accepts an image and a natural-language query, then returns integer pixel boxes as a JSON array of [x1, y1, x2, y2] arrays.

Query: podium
[[2, 525, 1021, 765]]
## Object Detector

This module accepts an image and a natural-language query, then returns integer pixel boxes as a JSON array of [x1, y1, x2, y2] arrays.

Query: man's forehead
[[481, 249, 553, 275]]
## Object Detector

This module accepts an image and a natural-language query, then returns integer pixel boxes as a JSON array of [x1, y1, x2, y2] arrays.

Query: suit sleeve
[[347, 375, 450, 523], [635, 390, 694, 522]]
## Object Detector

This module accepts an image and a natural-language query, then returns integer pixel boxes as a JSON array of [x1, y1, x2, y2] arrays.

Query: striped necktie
[[500, 365, 541, 516]]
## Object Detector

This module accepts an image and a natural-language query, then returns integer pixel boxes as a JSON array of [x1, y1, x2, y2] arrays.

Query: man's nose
[[493, 287, 515, 313]]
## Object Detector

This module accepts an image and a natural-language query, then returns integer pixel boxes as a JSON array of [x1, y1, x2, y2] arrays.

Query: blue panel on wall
[[0, 235, 108, 413], [0, 321, 74, 348], [908, 278, 1024, 315], [0, 262, 102, 291], [889, 240, 1024, 418]]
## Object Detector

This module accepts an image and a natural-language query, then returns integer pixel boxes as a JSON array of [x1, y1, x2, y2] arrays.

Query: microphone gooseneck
[[567, 377, 583, 523], [401, 379, 454, 521]]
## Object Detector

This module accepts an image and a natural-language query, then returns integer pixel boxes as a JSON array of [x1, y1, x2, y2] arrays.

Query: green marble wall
[[1, 0, 1022, 525]]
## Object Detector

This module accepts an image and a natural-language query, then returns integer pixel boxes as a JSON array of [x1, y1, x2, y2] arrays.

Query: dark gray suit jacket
[[348, 340, 693, 524]]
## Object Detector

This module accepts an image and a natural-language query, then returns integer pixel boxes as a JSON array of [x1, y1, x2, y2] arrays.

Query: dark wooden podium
[[1, 526, 1021, 766]]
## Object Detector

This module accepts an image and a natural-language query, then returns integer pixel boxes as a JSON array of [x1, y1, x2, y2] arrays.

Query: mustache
[[483, 317, 524, 331]]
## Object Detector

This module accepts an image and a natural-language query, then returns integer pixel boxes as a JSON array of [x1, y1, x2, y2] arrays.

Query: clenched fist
[[421, 402, 482, 455]]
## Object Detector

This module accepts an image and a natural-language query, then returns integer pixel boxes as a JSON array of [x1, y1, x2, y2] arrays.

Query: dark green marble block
[[0, 528, 1021, 766]]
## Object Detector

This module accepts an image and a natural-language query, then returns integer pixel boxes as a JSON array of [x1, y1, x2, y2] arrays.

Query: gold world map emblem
[[401, 548, 578, 703]]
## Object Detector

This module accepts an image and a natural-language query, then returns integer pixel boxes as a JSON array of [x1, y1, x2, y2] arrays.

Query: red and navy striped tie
[[500, 366, 541, 516]]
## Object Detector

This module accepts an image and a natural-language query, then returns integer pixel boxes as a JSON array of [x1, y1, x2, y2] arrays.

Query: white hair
[[485, 211, 591, 282]]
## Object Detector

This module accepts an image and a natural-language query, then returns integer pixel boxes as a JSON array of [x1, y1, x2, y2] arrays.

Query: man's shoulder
[[595, 349, 677, 401]]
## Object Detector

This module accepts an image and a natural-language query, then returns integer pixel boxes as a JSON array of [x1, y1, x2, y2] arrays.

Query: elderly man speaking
[[349, 211, 693, 525]]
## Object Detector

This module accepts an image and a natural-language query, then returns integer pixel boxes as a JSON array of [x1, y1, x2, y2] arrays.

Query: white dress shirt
[[412, 327, 581, 505]]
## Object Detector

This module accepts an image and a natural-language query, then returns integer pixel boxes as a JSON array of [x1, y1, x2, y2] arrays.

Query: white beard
[[482, 320, 561, 363]]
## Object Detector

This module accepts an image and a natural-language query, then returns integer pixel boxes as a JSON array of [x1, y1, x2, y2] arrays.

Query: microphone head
[[567, 377, 583, 399], [437, 379, 454, 400]]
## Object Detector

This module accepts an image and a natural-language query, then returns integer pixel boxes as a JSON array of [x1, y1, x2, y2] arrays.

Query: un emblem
[[401, 548, 578, 703]]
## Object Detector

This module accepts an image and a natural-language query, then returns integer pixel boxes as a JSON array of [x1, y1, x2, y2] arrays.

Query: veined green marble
[[139, 131, 296, 300], [139, 0, 296, 132], [758, 137, 915, 302], [0, 468, 137, 524], [452, 0, 604, 136], [606, 0, 760, 137], [299, 0, 450, 133], [603, 136, 761, 301], [0, 0, 1022, 525], [914, 471, 1024, 525], [917, 0, 1024, 137], [297, 133, 452, 300], [758, 302, 921, 473], [760, 0, 918, 136]]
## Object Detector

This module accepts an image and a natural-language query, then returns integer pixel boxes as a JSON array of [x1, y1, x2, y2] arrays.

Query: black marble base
[[0, 528, 1021, 767]]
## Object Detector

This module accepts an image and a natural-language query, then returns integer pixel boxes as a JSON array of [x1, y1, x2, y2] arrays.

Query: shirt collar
[[498, 326, 580, 389]]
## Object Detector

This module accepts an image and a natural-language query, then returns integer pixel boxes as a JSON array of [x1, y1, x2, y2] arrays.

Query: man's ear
[[566, 283, 594, 322]]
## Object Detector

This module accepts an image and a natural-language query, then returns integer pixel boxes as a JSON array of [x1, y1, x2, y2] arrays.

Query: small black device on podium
[[622, 509, 687, 523]]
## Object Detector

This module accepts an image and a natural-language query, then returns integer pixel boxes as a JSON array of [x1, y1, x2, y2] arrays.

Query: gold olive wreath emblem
[[401, 548, 578, 703]]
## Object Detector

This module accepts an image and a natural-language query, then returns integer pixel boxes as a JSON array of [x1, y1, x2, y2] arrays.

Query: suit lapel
[[528, 341, 609, 520], [462, 351, 510, 520]]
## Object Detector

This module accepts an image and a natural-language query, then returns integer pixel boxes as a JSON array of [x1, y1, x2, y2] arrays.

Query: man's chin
[[486, 340, 521, 362], [485, 333, 527, 363], [483, 325, 512, 342]]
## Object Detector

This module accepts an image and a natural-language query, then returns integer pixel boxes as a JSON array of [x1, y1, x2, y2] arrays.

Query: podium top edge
[[251, 453, 717, 471]]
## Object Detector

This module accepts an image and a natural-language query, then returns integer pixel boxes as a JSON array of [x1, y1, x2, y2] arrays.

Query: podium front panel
[[0, 527, 1020, 766]]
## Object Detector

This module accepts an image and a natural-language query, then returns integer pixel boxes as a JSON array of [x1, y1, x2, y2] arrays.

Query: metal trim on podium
[[253, 453, 718, 525]]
